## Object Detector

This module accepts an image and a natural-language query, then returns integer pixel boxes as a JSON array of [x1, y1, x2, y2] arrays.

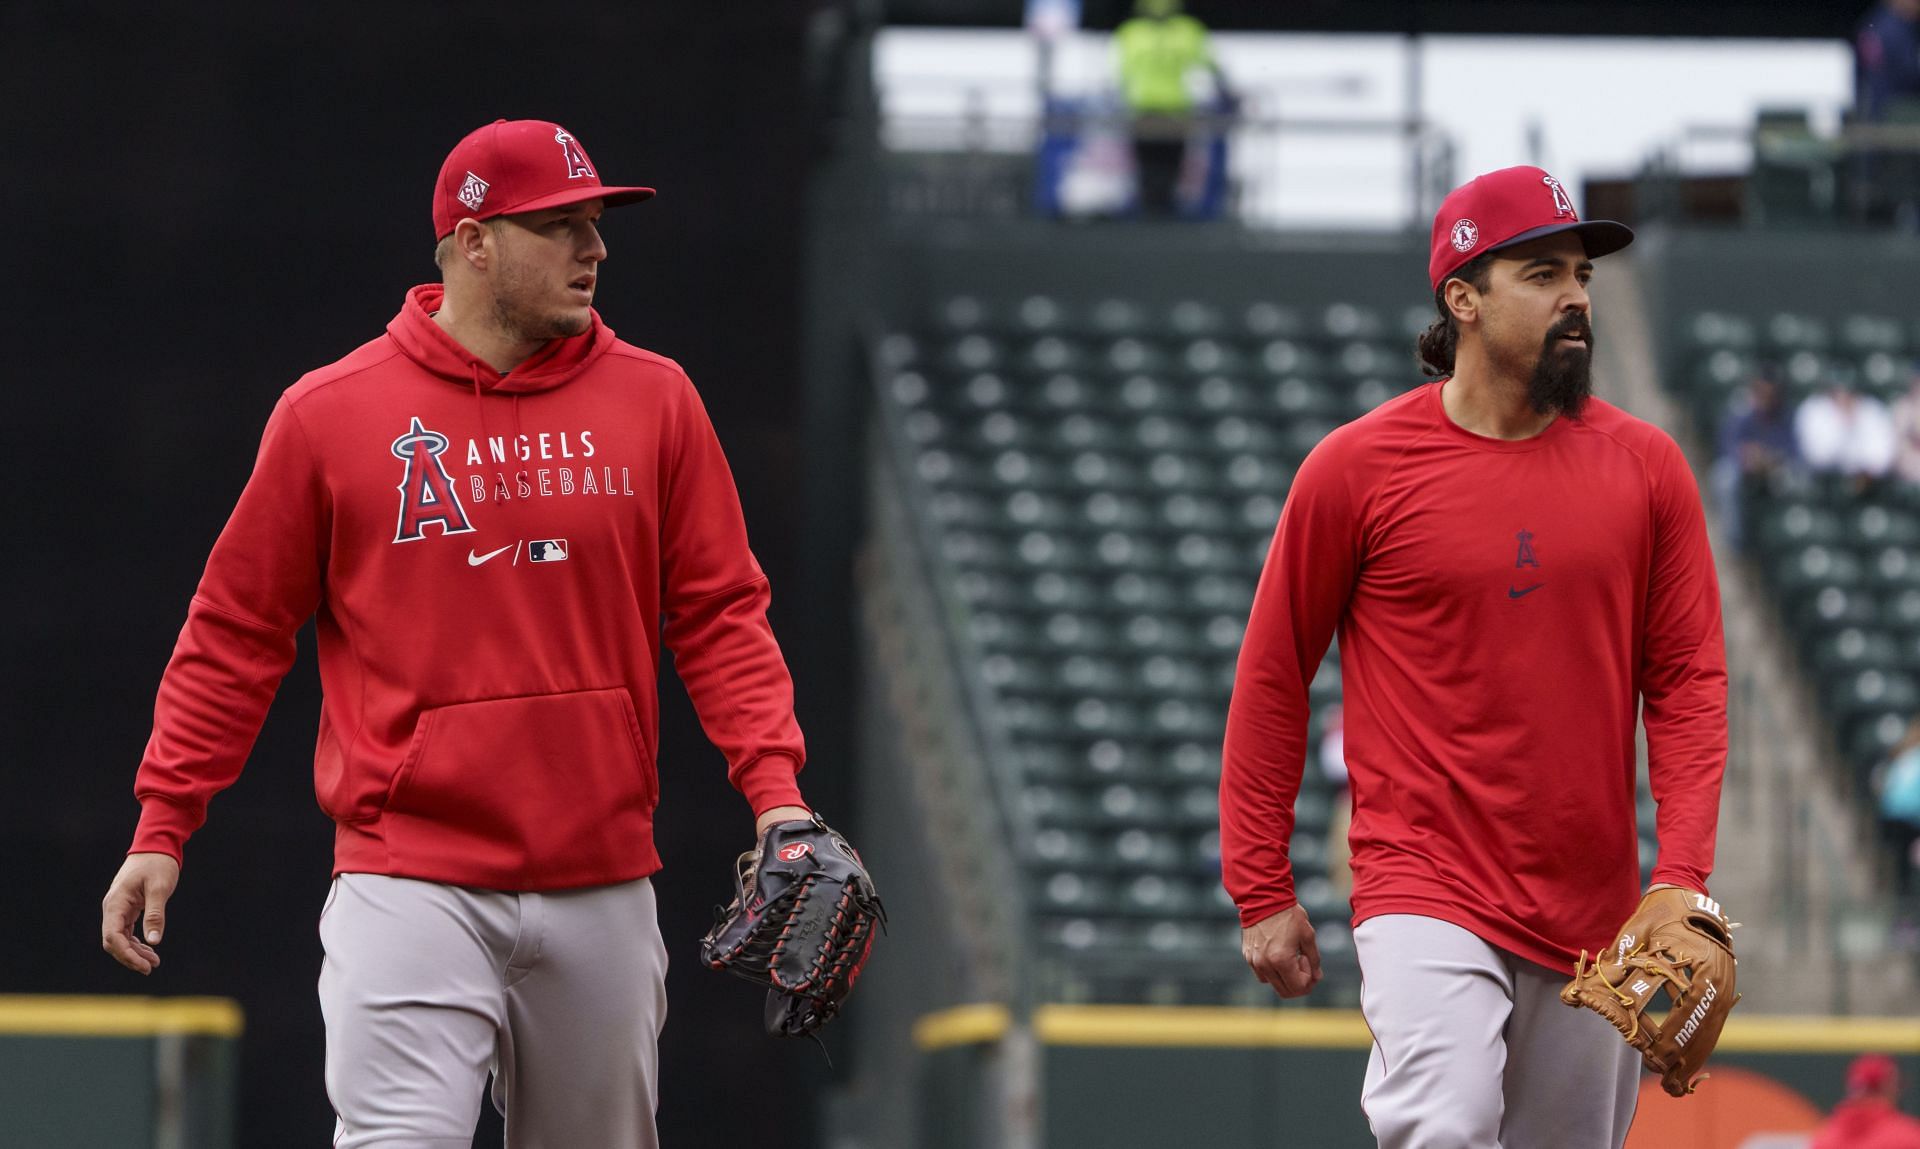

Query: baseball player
[[1221, 166, 1729, 1148], [98, 118, 814, 1148]]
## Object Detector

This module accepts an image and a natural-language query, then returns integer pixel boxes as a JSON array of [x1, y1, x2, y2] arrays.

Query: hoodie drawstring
[[470, 366, 495, 492], [512, 393, 527, 492], [469, 365, 530, 496]]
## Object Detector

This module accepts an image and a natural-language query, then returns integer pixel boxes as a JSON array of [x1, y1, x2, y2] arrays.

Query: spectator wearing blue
[[1859, 0, 1920, 124], [1856, 0, 1920, 222], [1115, 0, 1232, 218], [1878, 718, 1920, 900], [1712, 369, 1800, 549]]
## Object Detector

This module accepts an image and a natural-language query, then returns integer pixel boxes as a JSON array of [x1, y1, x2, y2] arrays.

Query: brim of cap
[[1488, 218, 1635, 261], [501, 185, 657, 215]]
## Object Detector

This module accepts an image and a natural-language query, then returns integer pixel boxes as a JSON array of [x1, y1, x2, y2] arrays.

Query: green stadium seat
[[1193, 375, 1258, 413], [940, 333, 1005, 374], [1015, 294, 1071, 333], [1111, 827, 1185, 871], [1031, 571, 1102, 610], [1840, 314, 1905, 354], [1861, 351, 1906, 398], [1257, 339, 1324, 378], [1089, 298, 1148, 336], [934, 294, 990, 332], [1104, 338, 1170, 376], [1083, 738, 1159, 780], [1867, 545, 1920, 593], [1322, 303, 1386, 340], [1038, 372, 1098, 412], [1242, 301, 1307, 339], [1168, 300, 1227, 336], [1031, 827, 1099, 868], [1017, 334, 1092, 375], [1888, 588, 1920, 629], [1812, 627, 1903, 679], [1765, 312, 1830, 352], [1827, 668, 1920, 726], [1686, 312, 1759, 351], [1333, 341, 1402, 381], [1852, 504, 1920, 547], [1272, 377, 1343, 421], [1176, 338, 1250, 378], [1036, 870, 1115, 914], [1756, 502, 1846, 551]]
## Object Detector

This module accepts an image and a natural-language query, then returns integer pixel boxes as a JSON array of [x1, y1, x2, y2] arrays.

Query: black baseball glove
[[700, 813, 886, 1038]]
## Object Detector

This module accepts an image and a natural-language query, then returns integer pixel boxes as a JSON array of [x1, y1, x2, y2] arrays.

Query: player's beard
[[1528, 313, 1595, 419], [489, 256, 592, 345]]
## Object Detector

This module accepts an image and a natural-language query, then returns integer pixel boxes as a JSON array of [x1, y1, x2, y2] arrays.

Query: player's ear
[[450, 218, 491, 272], [1442, 276, 1480, 326]]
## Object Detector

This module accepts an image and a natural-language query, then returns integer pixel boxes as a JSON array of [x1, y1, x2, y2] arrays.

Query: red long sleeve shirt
[[1221, 380, 1727, 970], [130, 284, 806, 890]]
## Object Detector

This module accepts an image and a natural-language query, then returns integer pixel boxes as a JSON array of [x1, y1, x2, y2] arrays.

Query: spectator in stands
[[1856, 0, 1920, 224], [1877, 717, 1920, 899], [1859, 1, 1920, 124], [1795, 369, 1897, 491], [1713, 369, 1800, 549], [1114, 0, 1232, 218], [1893, 370, 1920, 484], [1811, 1053, 1920, 1149]]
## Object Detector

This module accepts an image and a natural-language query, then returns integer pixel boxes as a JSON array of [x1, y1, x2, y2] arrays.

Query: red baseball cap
[[1428, 165, 1633, 291], [432, 119, 655, 240], [1848, 1053, 1900, 1096]]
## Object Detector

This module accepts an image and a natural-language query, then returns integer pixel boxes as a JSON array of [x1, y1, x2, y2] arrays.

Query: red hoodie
[[129, 285, 806, 890]]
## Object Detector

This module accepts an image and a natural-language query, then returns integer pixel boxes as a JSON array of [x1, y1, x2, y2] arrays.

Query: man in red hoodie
[[1813, 1055, 1920, 1149], [99, 119, 814, 1148], [1221, 166, 1728, 1147]]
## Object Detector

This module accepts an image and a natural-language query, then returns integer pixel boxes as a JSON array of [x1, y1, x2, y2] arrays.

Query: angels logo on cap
[[554, 128, 595, 180], [1427, 165, 1634, 291]]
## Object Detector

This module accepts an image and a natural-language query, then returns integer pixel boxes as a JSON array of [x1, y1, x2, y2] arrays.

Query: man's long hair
[[1415, 252, 1494, 378]]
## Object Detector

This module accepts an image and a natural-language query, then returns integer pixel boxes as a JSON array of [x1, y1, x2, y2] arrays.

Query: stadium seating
[[877, 291, 1668, 1004], [1668, 308, 1920, 788]]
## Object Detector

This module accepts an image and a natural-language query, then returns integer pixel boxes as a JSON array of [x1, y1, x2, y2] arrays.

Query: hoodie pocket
[[381, 687, 657, 880]]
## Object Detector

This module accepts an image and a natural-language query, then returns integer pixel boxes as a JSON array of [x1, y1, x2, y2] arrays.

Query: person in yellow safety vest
[[1115, 0, 1233, 216]]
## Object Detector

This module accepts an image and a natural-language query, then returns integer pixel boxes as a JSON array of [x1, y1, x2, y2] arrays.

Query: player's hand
[[755, 804, 813, 838], [101, 853, 180, 975], [1241, 903, 1322, 999]]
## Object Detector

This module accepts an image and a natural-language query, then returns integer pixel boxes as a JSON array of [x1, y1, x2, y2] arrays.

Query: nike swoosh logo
[[467, 543, 514, 567], [1508, 583, 1545, 599]]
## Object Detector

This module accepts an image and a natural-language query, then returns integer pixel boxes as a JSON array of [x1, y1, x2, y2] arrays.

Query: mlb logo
[[528, 539, 569, 563], [458, 171, 490, 211]]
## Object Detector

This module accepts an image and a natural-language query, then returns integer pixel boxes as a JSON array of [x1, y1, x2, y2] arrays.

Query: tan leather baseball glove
[[1560, 887, 1740, 1097]]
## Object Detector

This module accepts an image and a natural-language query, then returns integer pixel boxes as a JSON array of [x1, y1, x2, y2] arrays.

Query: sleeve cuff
[[1235, 892, 1299, 928], [129, 796, 196, 866], [736, 752, 807, 819]]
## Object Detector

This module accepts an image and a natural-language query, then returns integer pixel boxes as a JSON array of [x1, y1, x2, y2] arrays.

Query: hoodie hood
[[387, 283, 616, 395]]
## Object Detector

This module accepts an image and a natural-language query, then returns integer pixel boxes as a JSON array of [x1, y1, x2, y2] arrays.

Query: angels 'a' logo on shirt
[[391, 417, 476, 543], [1514, 528, 1541, 568], [555, 128, 595, 180]]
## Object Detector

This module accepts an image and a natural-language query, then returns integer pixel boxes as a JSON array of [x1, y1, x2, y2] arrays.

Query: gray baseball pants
[[318, 872, 668, 1148], [1354, 914, 1641, 1149]]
